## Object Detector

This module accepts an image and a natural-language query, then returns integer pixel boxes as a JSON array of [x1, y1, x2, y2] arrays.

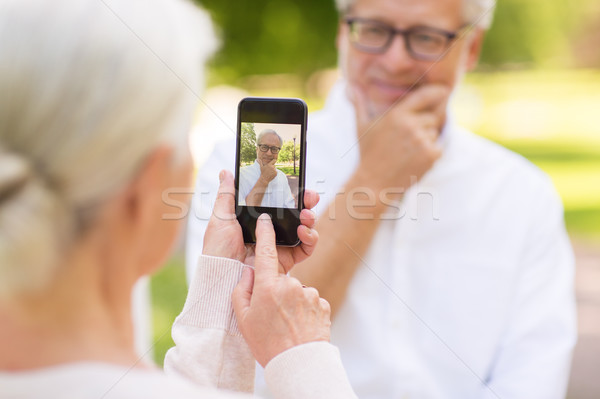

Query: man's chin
[[367, 85, 418, 113], [368, 99, 398, 117]]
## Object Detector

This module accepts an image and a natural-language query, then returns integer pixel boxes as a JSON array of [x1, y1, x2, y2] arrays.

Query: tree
[[240, 122, 257, 164], [196, 0, 338, 82], [479, 0, 576, 68], [196, 0, 589, 78], [277, 140, 299, 164]]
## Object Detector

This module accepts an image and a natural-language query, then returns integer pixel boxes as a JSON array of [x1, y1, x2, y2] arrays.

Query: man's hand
[[286, 84, 449, 316], [203, 170, 319, 273], [258, 159, 277, 184], [246, 160, 278, 206], [232, 214, 331, 367], [350, 83, 449, 191]]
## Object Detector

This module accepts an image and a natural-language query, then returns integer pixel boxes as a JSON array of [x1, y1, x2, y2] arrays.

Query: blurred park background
[[149, 1, 600, 397]]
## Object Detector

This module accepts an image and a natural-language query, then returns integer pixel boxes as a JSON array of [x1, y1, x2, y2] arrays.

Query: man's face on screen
[[256, 133, 281, 164]]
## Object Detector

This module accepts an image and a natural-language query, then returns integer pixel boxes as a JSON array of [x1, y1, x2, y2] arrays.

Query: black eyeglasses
[[345, 17, 463, 61], [257, 144, 281, 154]]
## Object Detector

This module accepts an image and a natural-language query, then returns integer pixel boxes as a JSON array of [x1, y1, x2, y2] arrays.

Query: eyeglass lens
[[348, 19, 453, 59], [258, 144, 280, 154]]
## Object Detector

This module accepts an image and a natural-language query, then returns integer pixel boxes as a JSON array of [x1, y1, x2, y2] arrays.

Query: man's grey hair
[[257, 129, 283, 147], [334, 0, 496, 30]]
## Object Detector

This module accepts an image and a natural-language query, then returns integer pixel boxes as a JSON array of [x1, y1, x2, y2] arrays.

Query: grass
[[497, 140, 600, 240], [276, 165, 299, 176], [454, 70, 600, 240], [150, 254, 187, 366]]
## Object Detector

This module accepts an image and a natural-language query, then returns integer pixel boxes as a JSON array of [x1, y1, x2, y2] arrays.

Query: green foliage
[[495, 140, 600, 240], [277, 140, 300, 163], [479, 0, 576, 67], [150, 255, 188, 366], [276, 166, 298, 176], [194, 0, 593, 80], [196, 0, 338, 82], [240, 123, 257, 164]]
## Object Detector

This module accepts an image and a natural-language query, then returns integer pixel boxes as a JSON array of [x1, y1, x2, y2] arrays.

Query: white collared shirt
[[238, 160, 295, 208], [186, 80, 576, 399]]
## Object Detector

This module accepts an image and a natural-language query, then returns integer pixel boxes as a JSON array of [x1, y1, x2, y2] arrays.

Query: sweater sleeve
[[164, 255, 256, 393], [265, 342, 358, 399], [164, 255, 358, 399]]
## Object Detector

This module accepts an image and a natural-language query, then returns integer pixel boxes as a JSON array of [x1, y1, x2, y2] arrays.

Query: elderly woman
[[0, 0, 356, 397]]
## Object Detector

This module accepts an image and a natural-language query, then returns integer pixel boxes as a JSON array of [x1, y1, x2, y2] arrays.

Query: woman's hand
[[232, 214, 331, 367], [202, 170, 319, 273]]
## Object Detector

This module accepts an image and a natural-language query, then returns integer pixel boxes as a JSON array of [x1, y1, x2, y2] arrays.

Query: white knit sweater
[[0, 255, 357, 399]]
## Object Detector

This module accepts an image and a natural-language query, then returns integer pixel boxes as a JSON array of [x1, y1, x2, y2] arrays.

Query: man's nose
[[380, 35, 415, 71]]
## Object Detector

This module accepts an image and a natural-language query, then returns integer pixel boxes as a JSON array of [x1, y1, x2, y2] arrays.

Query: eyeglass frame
[[344, 17, 466, 61], [257, 144, 281, 154]]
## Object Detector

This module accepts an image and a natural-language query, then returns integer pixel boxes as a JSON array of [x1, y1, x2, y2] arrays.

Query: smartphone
[[234, 97, 307, 246]]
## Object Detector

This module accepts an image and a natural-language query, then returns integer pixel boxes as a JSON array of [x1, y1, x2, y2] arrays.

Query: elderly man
[[187, 0, 576, 398], [238, 129, 295, 208]]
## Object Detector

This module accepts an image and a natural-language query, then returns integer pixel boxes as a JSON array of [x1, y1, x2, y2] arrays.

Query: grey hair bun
[[0, 152, 74, 299]]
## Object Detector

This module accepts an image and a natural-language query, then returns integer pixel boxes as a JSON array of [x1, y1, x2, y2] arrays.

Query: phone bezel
[[234, 97, 308, 246]]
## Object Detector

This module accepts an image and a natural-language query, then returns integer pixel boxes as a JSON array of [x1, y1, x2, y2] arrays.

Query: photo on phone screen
[[237, 122, 301, 209], [234, 98, 307, 246]]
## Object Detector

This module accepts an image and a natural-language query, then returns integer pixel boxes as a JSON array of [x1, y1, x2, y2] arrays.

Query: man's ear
[[466, 28, 486, 71]]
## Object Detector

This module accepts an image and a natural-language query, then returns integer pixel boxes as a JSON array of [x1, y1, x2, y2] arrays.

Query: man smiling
[[187, 0, 576, 398], [238, 129, 295, 208]]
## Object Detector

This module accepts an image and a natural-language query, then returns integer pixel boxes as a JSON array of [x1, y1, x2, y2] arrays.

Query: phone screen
[[235, 98, 307, 246], [238, 121, 302, 208]]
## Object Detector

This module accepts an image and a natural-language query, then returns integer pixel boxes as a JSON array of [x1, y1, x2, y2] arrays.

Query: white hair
[[0, 0, 217, 298], [334, 0, 497, 30], [257, 129, 283, 147]]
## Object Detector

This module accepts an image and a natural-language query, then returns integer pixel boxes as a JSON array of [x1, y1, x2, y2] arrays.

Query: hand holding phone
[[202, 170, 319, 274], [235, 97, 308, 246], [232, 213, 330, 368]]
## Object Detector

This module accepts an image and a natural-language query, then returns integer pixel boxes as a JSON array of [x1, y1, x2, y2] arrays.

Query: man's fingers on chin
[[408, 85, 450, 112]]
